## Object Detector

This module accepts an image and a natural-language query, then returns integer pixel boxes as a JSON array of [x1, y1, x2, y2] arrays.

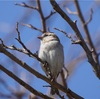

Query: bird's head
[[38, 32, 60, 43]]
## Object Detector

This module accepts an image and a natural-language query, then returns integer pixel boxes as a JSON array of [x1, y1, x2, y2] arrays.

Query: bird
[[38, 32, 64, 95]]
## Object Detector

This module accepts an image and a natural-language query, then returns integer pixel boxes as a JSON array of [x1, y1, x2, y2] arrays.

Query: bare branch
[[15, 1, 55, 33], [54, 28, 81, 44], [15, 2, 38, 10], [0, 65, 53, 99], [16, 22, 21, 41], [74, 1, 99, 65], [1, 44, 63, 99], [50, 0, 100, 79], [54, 28, 74, 41], [37, 0, 46, 32], [0, 45, 83, 99], [45, 11, 56, 20], [15, 22, 44, 63], [72, 40, 81, 44], [1, 29, 56, 96], [60, 70, 73, 99], [0, 39, 32, 58], [84, 8, 93, 25], [66, 7, 78, 15], [22, 23, 43, 32], [17, 22, 53, 81]]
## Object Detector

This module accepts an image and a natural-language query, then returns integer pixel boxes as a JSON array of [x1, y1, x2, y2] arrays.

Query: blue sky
[[0, 0, 100, 99]]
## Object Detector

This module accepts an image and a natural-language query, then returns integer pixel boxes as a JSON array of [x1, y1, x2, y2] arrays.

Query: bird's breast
[[41, 41, 59, 51]]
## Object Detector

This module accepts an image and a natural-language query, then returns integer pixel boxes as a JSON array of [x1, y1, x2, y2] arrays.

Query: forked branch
[[50, 0, 100, 79]]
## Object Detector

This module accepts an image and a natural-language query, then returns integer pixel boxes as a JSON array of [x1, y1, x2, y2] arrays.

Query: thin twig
[[16, 22, 21, 41], [66, 7, 78, 15], [16, 1, 55, 33], [84, 8, 93, 25], [45, 11, 56, 20], [22, 23, 43, 32], [0, 39, 33, 58], [16, 22, 44, 63], [37, 0, 46, 32], [15, 2, 38, 10], [54, 28, 81, 44], [54, 28, 74, 42]]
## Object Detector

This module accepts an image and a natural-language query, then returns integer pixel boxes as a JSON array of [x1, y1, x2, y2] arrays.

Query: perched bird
[[38, 32, 64, 94]]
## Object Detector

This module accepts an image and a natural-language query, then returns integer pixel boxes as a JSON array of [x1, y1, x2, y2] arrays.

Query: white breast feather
[[39, 41, 64, 79]]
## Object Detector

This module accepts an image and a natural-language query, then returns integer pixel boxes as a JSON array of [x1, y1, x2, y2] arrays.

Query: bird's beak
[[37, 36, 42, 40]]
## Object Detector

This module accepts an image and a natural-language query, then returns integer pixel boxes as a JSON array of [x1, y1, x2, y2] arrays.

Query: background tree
[[0, 0, 100, 99]]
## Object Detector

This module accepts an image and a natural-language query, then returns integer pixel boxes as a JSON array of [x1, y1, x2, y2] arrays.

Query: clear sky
[[0, 0, 100, 99]]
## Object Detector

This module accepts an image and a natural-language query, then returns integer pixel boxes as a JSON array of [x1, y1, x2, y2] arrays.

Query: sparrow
[[38, 32, 64, 94]]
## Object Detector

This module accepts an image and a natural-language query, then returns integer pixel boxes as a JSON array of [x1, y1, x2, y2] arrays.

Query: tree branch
[[45, 11, 56, 20], [0, 45, 83, 99], [84, 8, 93, 25], [74, 1, 99, 65], [37, 0, 46, 32], [15, 2, 38, 10], [65, 7, 78, 15], [0, 65, 53, 99], [22, 23, 43, 32], [16, 22, 44, 63], [60, 70, 72, 99], [50, 0, 100, 79], [54, 28, 80, 44]]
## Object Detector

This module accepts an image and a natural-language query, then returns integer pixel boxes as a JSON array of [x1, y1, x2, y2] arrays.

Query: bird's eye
[[43, 34, 48, 37]]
